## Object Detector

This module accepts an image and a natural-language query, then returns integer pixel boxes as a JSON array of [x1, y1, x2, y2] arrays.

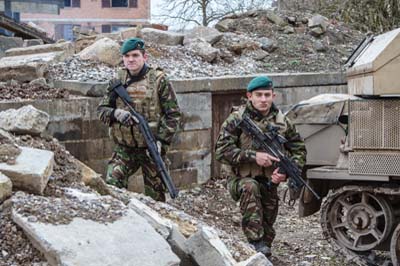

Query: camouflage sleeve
[[157, 75, 182, 145], [283, 117, 307, 168], [97, 82, 118, 126], [215, 113, 257, 165]]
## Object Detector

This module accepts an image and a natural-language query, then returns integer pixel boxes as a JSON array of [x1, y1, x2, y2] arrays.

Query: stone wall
[[0, 72, 347, 188]]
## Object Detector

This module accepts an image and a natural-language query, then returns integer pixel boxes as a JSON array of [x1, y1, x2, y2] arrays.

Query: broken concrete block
[[73, 159, 101, 185], [0, 173, 12, 203], [141, 28, 184, 46], [0, 105, 50, 135], [187, 39, 219, 63], [185, 226, 237, 266], [23, 39, 44, 47], [308, 14, 329, 31], [0, 36, 23, 57], [5, 41, 74, 57], [168, 224, 198, 266], [78, 37, 121, 66], [0, 59, 47, 82], [236, 253, 273, 266], [184, 26, 223, 45], [0, 147, 54, 194], [119, 27, 138, 40], [12, 191, 180, 266], [128, 197, 173, 239]]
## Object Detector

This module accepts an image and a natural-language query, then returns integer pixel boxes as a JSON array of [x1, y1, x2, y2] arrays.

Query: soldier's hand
[[255, 152, 280, 167], [114, 108, 138, 126], [271, 167, 287, 184]]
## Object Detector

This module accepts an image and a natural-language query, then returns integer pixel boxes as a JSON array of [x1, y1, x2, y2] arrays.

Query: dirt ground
[[168, 179, 358, 266], [0, 135, 391, 266]]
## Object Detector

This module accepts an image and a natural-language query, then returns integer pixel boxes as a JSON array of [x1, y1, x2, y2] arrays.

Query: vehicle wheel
[[390, 223, 400, 266], [321, 190, 394, 251]]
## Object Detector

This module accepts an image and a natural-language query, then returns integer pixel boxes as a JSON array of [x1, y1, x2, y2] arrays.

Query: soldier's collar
[[245, 101, 278, 120], [126, 63, 149, 81]]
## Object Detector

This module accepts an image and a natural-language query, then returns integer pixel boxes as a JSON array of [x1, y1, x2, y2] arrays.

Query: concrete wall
[[0, 72, 347, 188]]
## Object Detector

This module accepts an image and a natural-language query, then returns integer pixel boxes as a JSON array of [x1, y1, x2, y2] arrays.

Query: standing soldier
[[98, 37, 181, 202], [215, 76, 306, 257]]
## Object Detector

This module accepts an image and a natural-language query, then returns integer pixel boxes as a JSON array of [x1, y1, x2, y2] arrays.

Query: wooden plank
[[211, 91, 245, 177], [0, 13, 54, 43]]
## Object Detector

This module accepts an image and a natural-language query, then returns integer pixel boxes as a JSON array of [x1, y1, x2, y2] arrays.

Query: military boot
[[250, 240, 272, 257]]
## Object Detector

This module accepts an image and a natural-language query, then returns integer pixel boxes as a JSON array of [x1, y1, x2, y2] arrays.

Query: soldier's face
[[247, 89, 276, 115], [122, 50, 148, 75]]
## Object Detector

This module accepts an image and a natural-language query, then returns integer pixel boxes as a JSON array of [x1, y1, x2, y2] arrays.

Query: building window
[[112, 0, 128, 7], [64, 0, 80, 7], [102, 0, 137, 8], [102, 25, 111, 33], [102, 24, 133, 33]]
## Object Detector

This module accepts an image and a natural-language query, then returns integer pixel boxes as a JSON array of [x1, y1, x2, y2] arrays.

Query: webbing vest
[[110, 67, 164, 148], [235, 106, 287, 178]]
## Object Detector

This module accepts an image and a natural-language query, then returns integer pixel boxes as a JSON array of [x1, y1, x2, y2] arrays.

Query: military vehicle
[[286, 28, 400, 265]]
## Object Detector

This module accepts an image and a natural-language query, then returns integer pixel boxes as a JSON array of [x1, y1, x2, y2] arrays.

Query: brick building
[[21, 0, 150, 40]]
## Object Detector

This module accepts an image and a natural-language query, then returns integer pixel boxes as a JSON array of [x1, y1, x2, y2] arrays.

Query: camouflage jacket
[[215, 101, 306, 178], [97, 65, 181, 148]]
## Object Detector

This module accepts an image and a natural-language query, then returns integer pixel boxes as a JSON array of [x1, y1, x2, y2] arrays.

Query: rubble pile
[[49, 55, 116, 82], [0, 132, 82, 265], [43, 9, 365, 81], [0, 81, 69, 101]]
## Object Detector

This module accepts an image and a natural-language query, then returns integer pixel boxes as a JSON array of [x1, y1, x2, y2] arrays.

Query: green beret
[[120, 37, 145, 55], [247, 76, 273, 92]]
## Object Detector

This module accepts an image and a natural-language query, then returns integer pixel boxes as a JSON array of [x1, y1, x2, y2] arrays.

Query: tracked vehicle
[[286, 28, 400, 265]]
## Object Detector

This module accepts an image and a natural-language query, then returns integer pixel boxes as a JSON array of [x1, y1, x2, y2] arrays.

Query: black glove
[[113, 108, 138, 126]]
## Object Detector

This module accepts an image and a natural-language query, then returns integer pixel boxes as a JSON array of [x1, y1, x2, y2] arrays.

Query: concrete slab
[[185, 226, 236, 266], [0, 105, 49, 135], [12, 194, 180, 266], [5, 42, 74, 57], [0, 147, 53, 194], [168, 225, 198, 266], [128, 197, 173, 239]]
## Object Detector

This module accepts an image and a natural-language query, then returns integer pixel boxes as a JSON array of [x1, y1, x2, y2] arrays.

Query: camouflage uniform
[[97, 65, 181, 202], [215, 101, 306, 246]]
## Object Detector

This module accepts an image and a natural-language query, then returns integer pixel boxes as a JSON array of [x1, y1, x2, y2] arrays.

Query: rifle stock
[[239, 116, 320, 201], [112, 83, 179, 199]]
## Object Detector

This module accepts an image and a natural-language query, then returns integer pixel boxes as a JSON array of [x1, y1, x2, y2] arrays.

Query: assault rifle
[[111, 81, 179, 199], [239, 116, 320, 200]]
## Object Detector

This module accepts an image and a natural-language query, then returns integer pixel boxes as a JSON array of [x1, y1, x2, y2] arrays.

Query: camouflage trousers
[[227, 176, 279, 247], [106, 144, 166, 202]]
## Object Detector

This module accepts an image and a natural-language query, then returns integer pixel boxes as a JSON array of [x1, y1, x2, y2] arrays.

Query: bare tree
[[155, 0, 273, 29]]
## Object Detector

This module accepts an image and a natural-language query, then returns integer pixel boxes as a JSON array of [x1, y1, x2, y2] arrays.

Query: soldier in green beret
[[215, 76, 306, 257], [97, 37, 182, 202]]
